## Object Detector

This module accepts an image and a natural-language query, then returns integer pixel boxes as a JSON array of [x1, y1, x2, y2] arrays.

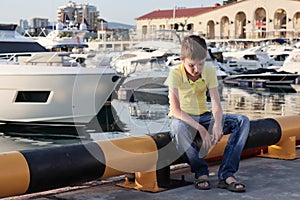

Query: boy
[[164, 35, 249, 192]]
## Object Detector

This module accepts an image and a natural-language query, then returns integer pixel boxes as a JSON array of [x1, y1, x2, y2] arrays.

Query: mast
[[173, 1, 176, 27]]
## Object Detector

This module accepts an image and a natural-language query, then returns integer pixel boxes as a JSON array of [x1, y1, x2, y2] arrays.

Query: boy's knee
[[237, 114, 249, 125]]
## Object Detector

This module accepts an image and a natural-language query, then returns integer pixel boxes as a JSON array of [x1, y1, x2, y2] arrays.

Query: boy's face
[[182, 57, 206, 77]]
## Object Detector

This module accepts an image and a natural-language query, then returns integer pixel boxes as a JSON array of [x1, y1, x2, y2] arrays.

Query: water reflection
[[222, 86, 299, 119], [110, 99, 170, 135], [110, 85, 300, 136], [113, 86, 300, 135]]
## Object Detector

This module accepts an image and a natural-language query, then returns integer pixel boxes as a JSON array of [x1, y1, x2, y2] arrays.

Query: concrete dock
[[6, 154, 300, 200]]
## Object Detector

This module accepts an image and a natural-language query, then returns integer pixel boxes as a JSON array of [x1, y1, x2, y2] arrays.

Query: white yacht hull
[[0, 65, 120, 124]]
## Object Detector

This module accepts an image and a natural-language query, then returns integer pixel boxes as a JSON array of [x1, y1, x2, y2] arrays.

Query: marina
[[1, 31, 300, 199], [1, 0, 300, 199], [1, 23, 300, 199]]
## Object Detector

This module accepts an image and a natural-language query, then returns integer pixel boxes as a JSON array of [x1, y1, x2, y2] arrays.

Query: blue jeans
[[169, 112, 250, 180]]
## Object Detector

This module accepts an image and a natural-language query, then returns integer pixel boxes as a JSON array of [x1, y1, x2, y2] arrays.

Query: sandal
[[194, 179, 211, 190], [218, 179, 246, 192]]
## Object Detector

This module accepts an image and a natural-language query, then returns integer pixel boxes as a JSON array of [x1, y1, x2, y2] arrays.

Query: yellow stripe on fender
[[0, 151, 30, 198], [95, 135, 158, 178], [274, 115, 300, 144]]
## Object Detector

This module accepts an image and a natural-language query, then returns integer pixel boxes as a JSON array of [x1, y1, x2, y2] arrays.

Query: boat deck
[[9, 153, 300, 200]]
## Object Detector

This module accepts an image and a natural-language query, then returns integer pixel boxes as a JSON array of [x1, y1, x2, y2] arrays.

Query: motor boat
[[223, 68, 300, 89], [0, 23, 121, 135], [111, 39, 228, 96], [33, 22, 89, 52], [110, 40, 180, 75], [222, 46, 274, 70], [0, 24, 47, 53], [208, 47, 247, 74], [264, 44, 294, 67], [275, 49, 300, 92], [277, 49, 300, 74], [0, 23, 120, 124], [110, 39, 180, 94], [0, 52, 120, 126]]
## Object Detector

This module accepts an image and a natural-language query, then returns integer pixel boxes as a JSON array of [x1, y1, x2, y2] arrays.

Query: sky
[[0, 0, 221, 25]]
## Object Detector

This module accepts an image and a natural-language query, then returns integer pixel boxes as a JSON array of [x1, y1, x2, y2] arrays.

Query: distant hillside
[[108, 22, 135, 29]]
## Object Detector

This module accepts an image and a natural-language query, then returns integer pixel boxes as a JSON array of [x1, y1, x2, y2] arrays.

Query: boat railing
[[0, 52, 80, 67]]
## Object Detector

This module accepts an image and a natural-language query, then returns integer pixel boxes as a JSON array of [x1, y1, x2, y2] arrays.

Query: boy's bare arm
[[209, 87, 224, 143]]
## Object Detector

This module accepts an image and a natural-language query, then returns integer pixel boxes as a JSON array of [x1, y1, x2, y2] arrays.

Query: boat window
[[243, 54, 258, 60], [15, 91, 51, 103]]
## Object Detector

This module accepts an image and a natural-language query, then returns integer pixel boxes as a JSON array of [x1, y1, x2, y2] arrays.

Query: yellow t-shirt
[[165, 63, 218, 116]]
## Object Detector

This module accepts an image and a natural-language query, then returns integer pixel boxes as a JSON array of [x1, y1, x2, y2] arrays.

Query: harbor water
[[0, 84, 299, 154]]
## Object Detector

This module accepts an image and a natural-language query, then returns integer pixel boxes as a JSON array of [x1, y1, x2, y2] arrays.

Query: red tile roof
[[136, 7, 217, 20]]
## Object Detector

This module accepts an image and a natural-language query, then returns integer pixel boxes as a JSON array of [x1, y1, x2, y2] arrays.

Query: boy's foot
[[194, 175, 211, 190], [217, 176, 246, 192]]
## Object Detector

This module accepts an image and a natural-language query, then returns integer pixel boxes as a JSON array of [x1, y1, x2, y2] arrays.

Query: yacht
[[0, 24, 121, 132], [264, 44, 294, 67], [224, 48, 300, 90], [0, 24, 47, 53], [33, 22, 89, 52], [0, 24, 120, 134], [110, 39, 180, 94], [222, 46, 274, 70], [277, 49, 300, 92], [110, 40, 180, 75], [278, 49, 300, 74], [111, 38, 227, 96], [223, 68, 300, 89], [0, 52, 120, 126]]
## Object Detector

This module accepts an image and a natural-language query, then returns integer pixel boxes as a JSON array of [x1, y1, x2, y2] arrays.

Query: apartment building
[[57, 1, 100, 31]]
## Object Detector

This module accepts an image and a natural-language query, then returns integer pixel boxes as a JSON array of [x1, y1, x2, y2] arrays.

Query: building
[[30, 18, 49, 29], [18, 19, 29, 34], [57, 1, 100, 31], [19, 19, 29, 30], [136, 0, 300, 40]]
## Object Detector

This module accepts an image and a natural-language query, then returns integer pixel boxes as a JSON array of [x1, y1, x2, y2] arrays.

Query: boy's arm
[[209, 87, 224, 143]]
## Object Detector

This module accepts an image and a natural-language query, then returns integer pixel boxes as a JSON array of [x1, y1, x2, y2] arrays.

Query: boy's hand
[[198, 126, 213, 151], [212, 124, 223, 145]]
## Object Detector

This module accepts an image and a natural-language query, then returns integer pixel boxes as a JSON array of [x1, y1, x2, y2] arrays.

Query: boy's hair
[[181, 35, 207, 60]]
